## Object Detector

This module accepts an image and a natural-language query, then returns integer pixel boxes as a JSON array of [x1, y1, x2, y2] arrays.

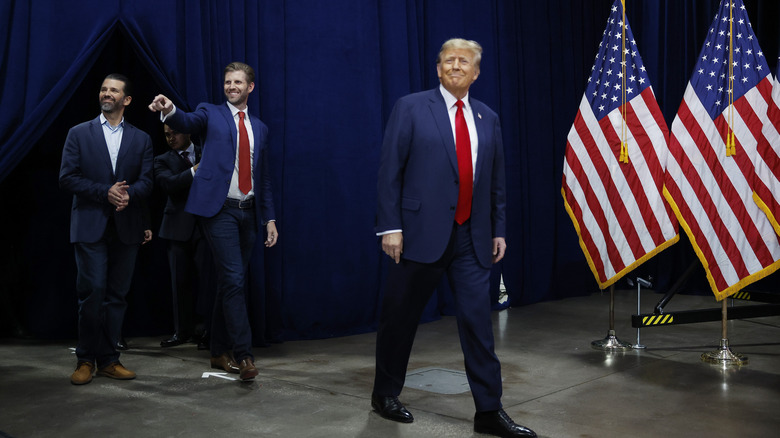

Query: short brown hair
[[224, 62, 255, 84]]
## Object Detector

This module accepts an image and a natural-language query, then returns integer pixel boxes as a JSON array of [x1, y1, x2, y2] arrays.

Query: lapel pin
[[478, 113, 482, 119]]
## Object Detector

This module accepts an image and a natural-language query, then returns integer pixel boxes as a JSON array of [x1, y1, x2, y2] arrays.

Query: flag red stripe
[[675, 100, 750, 283], [572, 113, 627, 275]]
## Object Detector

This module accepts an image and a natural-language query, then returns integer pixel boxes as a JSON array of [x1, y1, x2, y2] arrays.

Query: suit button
[[454, 180, 459, 185], [450, 206, 456, 211]]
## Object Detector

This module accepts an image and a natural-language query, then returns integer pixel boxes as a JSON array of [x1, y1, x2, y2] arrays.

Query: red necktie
[[454, 100, 472, 224], [238, 111, 252, 194]]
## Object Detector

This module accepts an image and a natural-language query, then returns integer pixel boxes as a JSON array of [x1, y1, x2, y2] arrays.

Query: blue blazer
[[154, 146, 201, 241], [166, 103, 275, 229], [59, 116, 154, 244], [376, 88, 506, 268]]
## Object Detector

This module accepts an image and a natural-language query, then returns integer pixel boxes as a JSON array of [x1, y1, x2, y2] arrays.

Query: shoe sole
[[210, 363, 240, 374], [71, 377, 93, 385], [96, 372, 136, 380], [239, 369, 259, 381], [371, 402, 414, 423]]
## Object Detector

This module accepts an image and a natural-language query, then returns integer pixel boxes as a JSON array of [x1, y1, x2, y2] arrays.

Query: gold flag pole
[[726, 0, 736, 156], [701, 297, 748, 365], [591, 284, 632, 351], [619, 0, 629, 163]]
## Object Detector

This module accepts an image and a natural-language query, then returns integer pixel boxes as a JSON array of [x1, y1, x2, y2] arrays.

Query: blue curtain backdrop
[[1, 0, 779, 341]]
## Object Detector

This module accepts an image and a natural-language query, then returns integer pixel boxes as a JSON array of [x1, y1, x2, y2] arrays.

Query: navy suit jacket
[[165, 103, 275, 229], [59, 116, 154, 245], [376, 88, 506, 268], [154, 146, 201, 241]]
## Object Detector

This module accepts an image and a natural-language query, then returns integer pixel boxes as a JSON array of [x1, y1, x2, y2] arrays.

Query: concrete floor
[[1, 290, 778, 438]]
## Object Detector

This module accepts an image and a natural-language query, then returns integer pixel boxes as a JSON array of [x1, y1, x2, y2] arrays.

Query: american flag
[[664, 0, 780, 300], [562, 0, 678, 289], [753, 56, 780, 237]]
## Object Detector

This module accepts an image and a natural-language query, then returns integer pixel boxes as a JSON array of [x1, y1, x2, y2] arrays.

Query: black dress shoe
[[474, 409, 536, 437], [160, 334, 190, 348], [371, 394, 414, 423], [116, 338, 128, 351]]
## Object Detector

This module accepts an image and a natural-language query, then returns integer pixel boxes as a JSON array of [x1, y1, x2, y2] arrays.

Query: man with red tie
[[148, 62, 278, 381], [372, 39, 536, 437]]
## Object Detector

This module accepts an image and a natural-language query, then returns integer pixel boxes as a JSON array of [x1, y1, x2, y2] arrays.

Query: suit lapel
[[220, 104, 238, 154], [428, 90, 459, 173], [470, 99, 488, 185], [89, 117, 114, 174], [116, 123, 135, 175]]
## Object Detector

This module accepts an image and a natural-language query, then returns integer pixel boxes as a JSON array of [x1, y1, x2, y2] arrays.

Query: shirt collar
[[182, 143, 195, 155], [227, 101, 248, 119], [439, 84, 470, 111], [99, 113, 124, 130]]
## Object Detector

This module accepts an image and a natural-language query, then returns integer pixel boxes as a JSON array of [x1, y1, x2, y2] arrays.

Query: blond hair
[[436, 38, 482, 68]]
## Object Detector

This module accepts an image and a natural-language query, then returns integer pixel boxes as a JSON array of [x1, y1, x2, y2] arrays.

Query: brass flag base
[[591, 329, 633, 351], [701, 338, 748, 366]]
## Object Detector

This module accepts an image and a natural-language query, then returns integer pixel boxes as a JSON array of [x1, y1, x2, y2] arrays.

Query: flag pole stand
[[701, 298, 747, 366], [592, 285, 632, 351]]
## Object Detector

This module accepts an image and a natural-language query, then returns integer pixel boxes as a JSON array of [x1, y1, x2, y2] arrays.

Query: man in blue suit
[[148, 62, 278, 381], [372, 39, 536, 437], [60, 73, 153, 385]]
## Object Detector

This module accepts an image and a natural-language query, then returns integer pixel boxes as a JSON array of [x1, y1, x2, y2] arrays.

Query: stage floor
[[1, 290, 778, 438]]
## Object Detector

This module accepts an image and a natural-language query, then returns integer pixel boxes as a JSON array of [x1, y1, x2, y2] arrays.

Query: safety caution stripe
[[731, 291, 752, 301], [642, 314, 674, 326]]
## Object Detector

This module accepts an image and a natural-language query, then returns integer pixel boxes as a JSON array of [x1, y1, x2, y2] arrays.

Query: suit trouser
[[373, 220, 503, 412], [166, 224, 214, 338], [201, 204, 257, 362], [73, 220, 139, 366]]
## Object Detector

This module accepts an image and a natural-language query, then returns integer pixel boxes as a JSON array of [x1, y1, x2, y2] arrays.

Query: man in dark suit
[[148, 62, 278, 381], [372, 39, 536, 437], [155, 125, 213, 349], [60, 73, 153, 385]]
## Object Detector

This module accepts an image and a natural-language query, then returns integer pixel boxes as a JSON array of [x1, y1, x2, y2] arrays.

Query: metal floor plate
[[405, 367, 470, 394]]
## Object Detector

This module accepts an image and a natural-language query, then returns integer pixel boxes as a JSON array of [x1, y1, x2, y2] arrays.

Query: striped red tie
[[454, 99, 472, 224], [238, 111, 252, 194]]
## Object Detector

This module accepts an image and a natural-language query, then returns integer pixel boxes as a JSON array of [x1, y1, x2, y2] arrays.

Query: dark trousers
[[73, 221, 139, 366], [373, 221, 503, 412], [166, 224, 214, 338], [201, 204, 257, 362]]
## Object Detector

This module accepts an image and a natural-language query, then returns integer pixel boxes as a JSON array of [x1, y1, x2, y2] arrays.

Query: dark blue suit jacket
[[165, 103, 275, 229], [376, 88, 506, 268], [154, 146, 201, 241], [59, 116, 154, 244]]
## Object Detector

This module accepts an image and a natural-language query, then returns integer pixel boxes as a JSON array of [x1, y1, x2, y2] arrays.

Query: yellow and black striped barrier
[[640, 314, 674, 326]]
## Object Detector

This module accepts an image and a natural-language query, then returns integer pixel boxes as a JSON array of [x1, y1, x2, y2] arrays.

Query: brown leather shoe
[[97, 362, 136, 380], [210, 353, 240, 374], [238, 357, 258, 381], [71, 361, 95, 385]]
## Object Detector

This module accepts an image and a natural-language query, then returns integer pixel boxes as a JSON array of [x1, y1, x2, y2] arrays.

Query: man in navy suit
[[60, 73, 153, 385], [148, 62, 278, 381], [372, 39, 536, 437], [155, 125, 214, 349]]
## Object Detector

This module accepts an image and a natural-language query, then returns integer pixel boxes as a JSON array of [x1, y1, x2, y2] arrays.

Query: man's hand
[[265, 221, 278, 247], [108, 181, 130, 211], [148, 94, 174, 116], [492, 237, 507, 264], [143, 229, 153, 245], [382, 232, 403, 264]]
